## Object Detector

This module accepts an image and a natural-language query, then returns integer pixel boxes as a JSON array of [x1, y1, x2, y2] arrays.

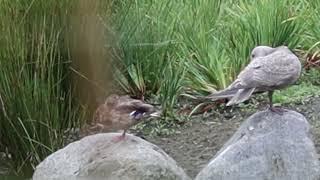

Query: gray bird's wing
[[231, 50, 301, 90], [205, 49, 301, 106]]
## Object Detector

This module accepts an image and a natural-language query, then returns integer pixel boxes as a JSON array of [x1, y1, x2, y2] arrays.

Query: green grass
[[109, 0, 320, 134], [0, 0, 86, 174], [274, 69, 320, 104], [110, 1, 185, 115], [304, 0, 320, 49], [110, 0, 314, 96], [224, 0, 307, 80], [110, 0, 319, 97], [109, 0, 320, 113], [177, 0, 232, 93], [111, 1, 177, 94], [273, 82, 320, 105]]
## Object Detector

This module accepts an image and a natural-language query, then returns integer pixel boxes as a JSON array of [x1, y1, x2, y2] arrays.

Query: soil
[[142, 96, 320, 178]]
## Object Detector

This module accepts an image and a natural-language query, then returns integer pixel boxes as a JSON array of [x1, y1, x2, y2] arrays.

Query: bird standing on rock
[[85, 94, 160, 141], [205, 46, 301, 113]]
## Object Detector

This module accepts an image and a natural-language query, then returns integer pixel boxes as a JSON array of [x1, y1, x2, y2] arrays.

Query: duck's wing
[[92, 104, 113, 126], [116, 100, 154, 114], [79, 104, 112, 136]]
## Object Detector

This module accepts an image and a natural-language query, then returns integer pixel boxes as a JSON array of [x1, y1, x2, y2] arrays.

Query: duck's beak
[[150, 110, 162, 117]]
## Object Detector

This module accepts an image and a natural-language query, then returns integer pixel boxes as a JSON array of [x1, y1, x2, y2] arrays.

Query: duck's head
[[104, 94, 120, 106]]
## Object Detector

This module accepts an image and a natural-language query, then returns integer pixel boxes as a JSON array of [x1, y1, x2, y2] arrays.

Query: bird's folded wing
[[236, 52, 299, 88], [205, 50, 300, 101]]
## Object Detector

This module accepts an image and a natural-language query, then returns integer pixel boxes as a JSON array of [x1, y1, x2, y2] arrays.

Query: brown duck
[[85, 94, 160, 141]]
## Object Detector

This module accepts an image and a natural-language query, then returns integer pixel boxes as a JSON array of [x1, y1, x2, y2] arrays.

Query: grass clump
[[111, 0, 317, 112], [177, 1, 233, 93], [110, 0, 185, 115], [0, 0, 85, 174], [225, 0, 306, 76]]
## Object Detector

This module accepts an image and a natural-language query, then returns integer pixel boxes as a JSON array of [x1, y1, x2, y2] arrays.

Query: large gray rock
[[33, 133, 190, 180], [196, 110, 320, 180]]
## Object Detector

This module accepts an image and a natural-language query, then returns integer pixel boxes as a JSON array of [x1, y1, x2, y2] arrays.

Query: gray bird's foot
[[268, 106, 287, 115]]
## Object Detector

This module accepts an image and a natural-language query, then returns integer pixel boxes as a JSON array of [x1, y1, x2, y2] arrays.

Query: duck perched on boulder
[[83, 94, 160, 141]]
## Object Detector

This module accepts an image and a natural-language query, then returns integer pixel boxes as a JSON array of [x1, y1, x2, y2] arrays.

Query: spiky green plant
[[183, 40, 232, 93], [176, 0, 230, 93], [0, 0, 85, 174], [111, 1, 179, 99], [159, 60, 186, 117], [225, 0, 306, 74], [305, 0, 320, 52]]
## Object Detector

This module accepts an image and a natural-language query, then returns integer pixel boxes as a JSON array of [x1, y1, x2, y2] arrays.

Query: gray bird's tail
[[206, 88, 239, 101], [226, 88, 255, 106], [204, 88, 255, 106]]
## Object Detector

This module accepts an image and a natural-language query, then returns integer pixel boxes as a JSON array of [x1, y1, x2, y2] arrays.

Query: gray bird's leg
[[268, 91, 274, 108], [121, 129, 127, 139], [268, 91, 286, 114]]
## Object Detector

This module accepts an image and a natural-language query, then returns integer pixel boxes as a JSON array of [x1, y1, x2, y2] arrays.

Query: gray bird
[[205, 45, 301, 113]]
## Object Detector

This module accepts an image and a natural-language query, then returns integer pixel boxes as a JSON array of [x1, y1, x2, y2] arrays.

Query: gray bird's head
[[275, 45, 291, 53], [250, 46, 276, 60]]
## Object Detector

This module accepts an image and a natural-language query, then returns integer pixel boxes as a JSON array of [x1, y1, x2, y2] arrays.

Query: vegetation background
[[0, 0, 319, 177]]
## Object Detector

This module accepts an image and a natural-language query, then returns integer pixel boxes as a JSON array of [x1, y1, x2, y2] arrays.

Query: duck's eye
[[130, 110, 145, 118], [251, 54, 255, 58], [130, 111, 138, 117]]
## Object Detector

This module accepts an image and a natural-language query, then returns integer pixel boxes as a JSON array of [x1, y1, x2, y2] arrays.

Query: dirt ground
[[143, 96, 320, 178]]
